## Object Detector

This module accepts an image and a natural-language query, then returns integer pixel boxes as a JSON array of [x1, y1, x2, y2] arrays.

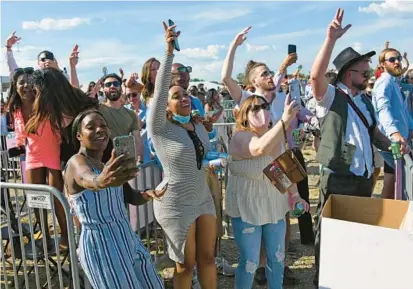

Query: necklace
[[79, 151, 104, 170]]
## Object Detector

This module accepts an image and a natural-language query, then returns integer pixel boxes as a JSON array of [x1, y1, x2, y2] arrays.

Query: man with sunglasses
[[372, 48, 413, 199], [99, 73, 144, 162], [5, 31, 75, 83], [310, 9, 394, 286]]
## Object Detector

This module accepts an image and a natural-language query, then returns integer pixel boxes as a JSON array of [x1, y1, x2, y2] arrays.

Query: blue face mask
[[172, 113, 191, 124]]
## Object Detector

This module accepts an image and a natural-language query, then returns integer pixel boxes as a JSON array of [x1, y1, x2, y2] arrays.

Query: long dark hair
[[206, 88, 218, 107], [141, 57, 160, 105], [6, 68, 35, 116], [25, 68, 98, 138]]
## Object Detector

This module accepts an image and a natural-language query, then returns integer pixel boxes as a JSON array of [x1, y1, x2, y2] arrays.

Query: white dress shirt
[[316, 82, 374, 177]]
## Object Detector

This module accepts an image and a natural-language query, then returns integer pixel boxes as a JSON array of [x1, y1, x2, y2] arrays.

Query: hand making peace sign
[[327, 8, 352, 41]]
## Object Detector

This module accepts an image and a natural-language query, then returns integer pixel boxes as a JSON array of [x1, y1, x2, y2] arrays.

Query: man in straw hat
[[309, 8, 397, 286]]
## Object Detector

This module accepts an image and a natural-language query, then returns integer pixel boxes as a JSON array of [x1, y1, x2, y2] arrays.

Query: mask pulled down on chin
[[248, 109, 271, 129]]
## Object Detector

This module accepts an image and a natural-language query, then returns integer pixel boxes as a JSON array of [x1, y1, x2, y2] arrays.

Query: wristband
[[92, 175, 103, 191]]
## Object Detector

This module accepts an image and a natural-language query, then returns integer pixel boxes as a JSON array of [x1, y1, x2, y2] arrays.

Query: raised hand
[[327, 8, 351, 41], [119, 68, 124, 78], [129, 72, 139, 83], [281, 94, 299, 124], [95, 150, 139, 188], [69, 44, 79, 67], [162, 21, 180, 55], [385, 41, 390, 49], [403, 52, 407, 59], [6, 31, 21, 48], [232, 26, 252, 47]]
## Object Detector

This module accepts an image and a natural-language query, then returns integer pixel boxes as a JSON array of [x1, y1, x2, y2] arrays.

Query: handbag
[[263, 120, 307, 193]]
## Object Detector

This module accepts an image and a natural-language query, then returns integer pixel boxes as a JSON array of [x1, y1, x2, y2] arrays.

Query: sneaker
[[215, 256, 236, 276], [192, 267, 201, 289], [254, 267, 267, 285]]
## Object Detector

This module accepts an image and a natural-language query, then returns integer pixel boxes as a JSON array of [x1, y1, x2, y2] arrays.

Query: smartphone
[[113, 135, 136, 160], [168, 19, 180, 51], [288, 44, 297, 55]]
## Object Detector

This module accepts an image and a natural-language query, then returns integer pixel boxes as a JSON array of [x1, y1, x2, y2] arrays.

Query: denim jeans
[[232, 217, 286, 289]]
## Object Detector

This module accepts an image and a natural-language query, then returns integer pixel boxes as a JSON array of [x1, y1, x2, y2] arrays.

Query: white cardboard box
[[320, 195, 413, 289]]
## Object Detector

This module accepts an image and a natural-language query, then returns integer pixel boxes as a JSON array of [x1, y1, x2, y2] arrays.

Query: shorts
[[206, 171, 223, 238]]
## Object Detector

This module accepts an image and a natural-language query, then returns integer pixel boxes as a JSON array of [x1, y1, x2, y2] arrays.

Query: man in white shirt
[[310, 9, 393, 286]]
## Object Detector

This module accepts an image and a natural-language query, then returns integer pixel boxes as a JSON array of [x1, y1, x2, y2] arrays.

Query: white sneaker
[[215, 256, 236, 276]]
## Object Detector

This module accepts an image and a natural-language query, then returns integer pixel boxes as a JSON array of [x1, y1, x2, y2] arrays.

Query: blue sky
[[1, 0, 413, 86]]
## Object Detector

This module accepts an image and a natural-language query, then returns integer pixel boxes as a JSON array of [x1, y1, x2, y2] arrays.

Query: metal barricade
[[0, 182, 80, 289], [128, 160, 165, 264], [403, 153, 413, 200]]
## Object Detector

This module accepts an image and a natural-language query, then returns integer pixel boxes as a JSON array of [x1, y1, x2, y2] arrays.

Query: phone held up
[[168, 19, 180, 51], [113, 135, 137, 168], [288, 44, 297, 55]]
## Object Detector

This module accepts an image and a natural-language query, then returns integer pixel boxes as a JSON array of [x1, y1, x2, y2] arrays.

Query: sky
[[1, 0, 413, 87]]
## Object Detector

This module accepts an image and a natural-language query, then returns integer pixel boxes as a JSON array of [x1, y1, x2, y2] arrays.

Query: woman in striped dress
[[148, 23, 217, 288], [64, 109, 165, 289]]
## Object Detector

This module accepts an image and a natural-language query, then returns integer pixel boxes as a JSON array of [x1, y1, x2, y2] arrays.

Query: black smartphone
[[288, 44, 297, 55], [168, 19, 180, 51]]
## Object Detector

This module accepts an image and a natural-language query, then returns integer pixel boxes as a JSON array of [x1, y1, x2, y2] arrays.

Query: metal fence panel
[[0, 182, 80, 289], [403, 154, 413, 200]]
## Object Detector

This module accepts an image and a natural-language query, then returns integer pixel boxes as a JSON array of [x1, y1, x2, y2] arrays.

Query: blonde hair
[[235, 95, 269, 133], [379, 48, 400, 64]]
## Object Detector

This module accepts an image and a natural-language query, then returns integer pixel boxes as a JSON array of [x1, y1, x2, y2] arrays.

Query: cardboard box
[[320, 195, 413, 289]]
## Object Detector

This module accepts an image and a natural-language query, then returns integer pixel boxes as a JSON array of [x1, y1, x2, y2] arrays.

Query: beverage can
[[293, 129, 302, 145], [391, 141, 402, 160]]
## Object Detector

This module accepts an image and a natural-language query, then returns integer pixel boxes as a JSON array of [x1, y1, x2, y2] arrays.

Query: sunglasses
[[14, 67, 34, 74], [350, 70, 370, 79], [250, 102, 270, 113], [104, 81, 120, 88], [385, 56, 402, 63], [176, 66, 192, 73], [127, 92, 139, 98]]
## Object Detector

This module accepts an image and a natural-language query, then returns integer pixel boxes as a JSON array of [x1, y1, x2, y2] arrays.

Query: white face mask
[[248, 109, 271, 129]]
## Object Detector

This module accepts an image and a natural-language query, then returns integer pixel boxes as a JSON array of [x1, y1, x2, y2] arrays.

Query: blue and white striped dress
[[69, 168, 164, 289]]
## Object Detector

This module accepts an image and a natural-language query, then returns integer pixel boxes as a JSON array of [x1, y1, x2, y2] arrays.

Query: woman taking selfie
[[149, 23, 217, 289], [226, 94, 309, 289], [64, 109, 164, 289]]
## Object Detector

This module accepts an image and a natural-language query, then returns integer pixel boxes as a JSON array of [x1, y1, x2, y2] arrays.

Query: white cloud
[[358, 0, 413, 16], [22, 17, 91, 31], [245, 43, 270, 52], [353, 42, 363, 52], [180, 45, 226, 60], [192, 8, 251, 21]]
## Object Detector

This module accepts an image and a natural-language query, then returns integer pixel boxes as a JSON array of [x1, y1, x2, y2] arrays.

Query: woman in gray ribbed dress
[[148, 22, 217, 289]]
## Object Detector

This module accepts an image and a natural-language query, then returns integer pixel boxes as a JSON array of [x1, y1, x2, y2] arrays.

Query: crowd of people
[[1, 7, 413, 289]]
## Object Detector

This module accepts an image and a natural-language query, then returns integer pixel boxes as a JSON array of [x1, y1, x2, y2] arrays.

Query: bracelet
[[92, 175, 102, 191]]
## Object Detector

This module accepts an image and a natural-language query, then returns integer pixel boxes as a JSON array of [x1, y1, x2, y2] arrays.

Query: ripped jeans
[[232, 217, 286, 289]]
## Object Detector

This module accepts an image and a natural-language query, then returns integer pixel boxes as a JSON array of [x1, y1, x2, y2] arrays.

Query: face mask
[[172, 113, 191, 124], [248, 109, 271, 128]]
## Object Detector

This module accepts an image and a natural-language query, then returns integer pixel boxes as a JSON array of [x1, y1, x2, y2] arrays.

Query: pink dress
[[13, 110, 61, 171]]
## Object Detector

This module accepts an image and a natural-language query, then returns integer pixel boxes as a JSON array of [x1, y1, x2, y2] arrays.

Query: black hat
[[333, 47, 376, 78]]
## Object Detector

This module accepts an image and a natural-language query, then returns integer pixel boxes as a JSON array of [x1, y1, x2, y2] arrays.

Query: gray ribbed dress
[[148, 53, 216, 264]]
